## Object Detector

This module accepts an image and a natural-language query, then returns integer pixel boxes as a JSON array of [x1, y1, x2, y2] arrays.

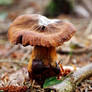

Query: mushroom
[[8, 14, 76, 86]]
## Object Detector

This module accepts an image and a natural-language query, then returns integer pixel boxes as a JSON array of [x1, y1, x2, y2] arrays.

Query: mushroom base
[[28, 46, 60, 86]]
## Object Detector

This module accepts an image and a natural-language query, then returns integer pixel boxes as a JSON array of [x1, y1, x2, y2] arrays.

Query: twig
[[82, 0, 92, 15], [0, 59, 27, 66], [63, 55, 71, 65], [5, 45, 20, 57], [85, 20, 92, 35], [49, 63, 92, 92], [21, 48, 32, 62], [57, 46, 92, 54]]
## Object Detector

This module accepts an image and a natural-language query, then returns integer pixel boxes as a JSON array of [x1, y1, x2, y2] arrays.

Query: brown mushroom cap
[[8, 14, 76, 47]]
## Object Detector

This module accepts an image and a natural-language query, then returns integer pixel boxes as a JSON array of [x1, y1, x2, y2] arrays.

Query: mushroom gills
[[16, 35, 23, 44]]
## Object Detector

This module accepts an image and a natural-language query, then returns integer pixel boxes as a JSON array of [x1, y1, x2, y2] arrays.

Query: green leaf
[[43, 76, 64, 88], [43, 72, 73, 88]]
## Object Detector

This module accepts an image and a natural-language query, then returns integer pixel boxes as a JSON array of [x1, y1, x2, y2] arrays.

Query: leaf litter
[[0, 0, 92, 91]]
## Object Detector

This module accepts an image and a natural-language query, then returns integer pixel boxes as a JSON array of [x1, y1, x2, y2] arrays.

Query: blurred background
[[0, 0, 92, 91]]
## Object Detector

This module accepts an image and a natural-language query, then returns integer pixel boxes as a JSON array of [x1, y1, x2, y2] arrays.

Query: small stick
[[85, 20, 92, 35], [5, 45, 20, 57], [49, 63, 92, 92], [21, 48, 32, 62], [57, 46, 92, 54]]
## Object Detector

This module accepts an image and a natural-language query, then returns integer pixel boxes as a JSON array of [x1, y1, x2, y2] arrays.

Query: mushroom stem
[[28, 46, 60, 86]]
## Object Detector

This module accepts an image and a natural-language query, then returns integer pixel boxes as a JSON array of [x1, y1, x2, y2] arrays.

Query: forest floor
[[0, 0, 92, 92]]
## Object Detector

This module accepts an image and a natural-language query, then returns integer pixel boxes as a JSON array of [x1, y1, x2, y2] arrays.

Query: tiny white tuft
[[38, 15, 60, 26]]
